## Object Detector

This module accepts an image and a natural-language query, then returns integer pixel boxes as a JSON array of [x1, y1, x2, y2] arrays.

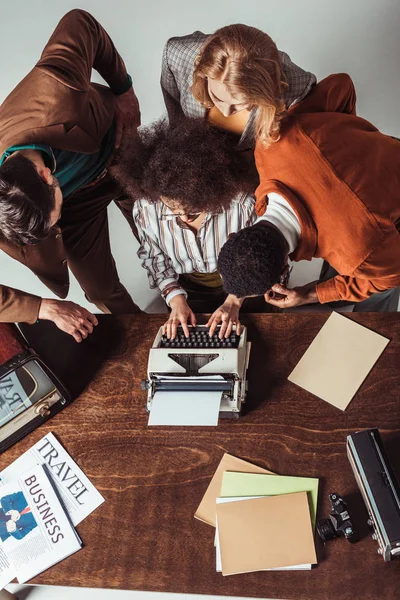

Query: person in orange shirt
[[210, 74, 400, 336]]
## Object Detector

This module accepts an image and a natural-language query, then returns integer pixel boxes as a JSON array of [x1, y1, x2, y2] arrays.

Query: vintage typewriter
[[142, 325, 250, 418], [347, 428, 400, 561], [0, 323, 70, 453]]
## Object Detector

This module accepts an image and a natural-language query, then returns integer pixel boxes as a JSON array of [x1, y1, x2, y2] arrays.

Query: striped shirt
[[133, 194, 256, 303]]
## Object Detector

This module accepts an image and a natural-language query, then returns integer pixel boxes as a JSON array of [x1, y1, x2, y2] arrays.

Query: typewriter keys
[[160, 326, 240, 348]]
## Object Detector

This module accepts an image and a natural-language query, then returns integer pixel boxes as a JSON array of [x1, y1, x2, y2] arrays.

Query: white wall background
[[1, 0, 400, 314]]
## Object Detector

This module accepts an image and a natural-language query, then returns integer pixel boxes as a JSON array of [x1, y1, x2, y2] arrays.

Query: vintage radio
[[0, 323, 70, 453]]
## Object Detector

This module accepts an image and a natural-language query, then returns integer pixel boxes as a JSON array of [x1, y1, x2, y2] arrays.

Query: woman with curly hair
[[111, 117, 269, 338], [161, 24, 316, 148]]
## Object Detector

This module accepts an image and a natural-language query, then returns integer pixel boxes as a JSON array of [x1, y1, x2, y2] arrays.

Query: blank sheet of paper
[[288, 312, 389, 411], [148, 391, 221, 426], [194, 453, 275, 527], [216, 493, 316, 575], [215, 497, 311, 572]]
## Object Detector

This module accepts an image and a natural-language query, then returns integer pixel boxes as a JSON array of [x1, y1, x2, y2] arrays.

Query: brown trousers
[[53, 173, 140, 314]]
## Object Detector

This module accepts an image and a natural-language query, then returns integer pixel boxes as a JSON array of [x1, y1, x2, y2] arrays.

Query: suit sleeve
[[36, 9, 131, 94], [1, 493, 26, 513], [0, 285, 41, 324], [290, 73, 357, 116], [161, 39, 185, 123]]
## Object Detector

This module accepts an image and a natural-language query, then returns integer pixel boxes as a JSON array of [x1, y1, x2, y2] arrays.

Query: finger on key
[[225, 320, 233, 338], [236, 320, 242, 336], [167, 321, 172, 339], [219, 319, 228, 339], [171, 321, 178, 340], [181, 319, 190, 338], [208, 317, 218, 338]]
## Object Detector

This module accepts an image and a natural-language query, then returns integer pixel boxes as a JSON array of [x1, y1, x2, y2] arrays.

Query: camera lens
[[317, 518, 337, 542]]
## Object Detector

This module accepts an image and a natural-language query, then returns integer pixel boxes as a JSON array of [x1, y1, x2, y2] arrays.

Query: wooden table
[[4, 313, 400, 600]]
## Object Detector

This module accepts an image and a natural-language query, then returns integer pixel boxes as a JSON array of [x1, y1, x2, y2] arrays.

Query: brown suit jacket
[[255, 74, 400, 303], [0, 9, 130, 323]]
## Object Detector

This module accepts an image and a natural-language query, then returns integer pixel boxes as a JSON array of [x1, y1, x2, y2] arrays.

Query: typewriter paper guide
[[216, 492, 317, 575], [194, 453, 275, 527], [288, 312, 389, 411]]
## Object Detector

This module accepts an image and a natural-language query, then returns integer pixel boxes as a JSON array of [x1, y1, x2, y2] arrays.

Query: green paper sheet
[[221, 472, 319, 526]]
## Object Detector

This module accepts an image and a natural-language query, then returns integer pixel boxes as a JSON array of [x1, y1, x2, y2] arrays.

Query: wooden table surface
[[4, 313, 400, 600]]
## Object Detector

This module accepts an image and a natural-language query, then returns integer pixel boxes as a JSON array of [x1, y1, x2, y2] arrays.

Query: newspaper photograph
[[0, 464, 81, 583], [0, 432, 104, 526]]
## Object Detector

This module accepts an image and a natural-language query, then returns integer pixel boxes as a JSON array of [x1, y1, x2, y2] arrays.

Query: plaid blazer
[[161, 31, 317, 149]]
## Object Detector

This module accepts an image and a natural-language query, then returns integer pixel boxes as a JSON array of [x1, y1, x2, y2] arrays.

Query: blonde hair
[[192, 24, 288, 147]]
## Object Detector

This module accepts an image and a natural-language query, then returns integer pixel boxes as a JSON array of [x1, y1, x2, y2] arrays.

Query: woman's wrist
[[169, 293, 188, 308], [226, 294, 245, 307]]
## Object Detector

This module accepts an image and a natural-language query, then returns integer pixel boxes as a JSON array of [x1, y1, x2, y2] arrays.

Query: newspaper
[[0, 547, 14, 589], [0, 464, 81, 583], [0, 432, 104, 526]]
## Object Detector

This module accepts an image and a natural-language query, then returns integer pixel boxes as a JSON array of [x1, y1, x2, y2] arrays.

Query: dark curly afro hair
[[110, 117, 258, 213], [217, 223, 287, 297]]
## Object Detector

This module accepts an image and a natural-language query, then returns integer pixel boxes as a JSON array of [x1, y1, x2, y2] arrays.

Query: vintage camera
[[317, 492, 357, 543]]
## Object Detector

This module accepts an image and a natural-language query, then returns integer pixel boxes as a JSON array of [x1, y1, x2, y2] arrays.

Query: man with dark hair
[[212, 74, 400, 332], [0, 9, 141, 342]]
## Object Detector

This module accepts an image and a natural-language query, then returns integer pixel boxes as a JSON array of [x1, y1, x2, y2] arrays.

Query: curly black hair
[[110, 117, 259, 213], [217, 222, 287, 297]]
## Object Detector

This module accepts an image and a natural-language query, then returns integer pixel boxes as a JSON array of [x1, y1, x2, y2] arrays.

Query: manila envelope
[[194, 453, 274, 527], [221, 471, 319, 528], [288, 312, 389, 411], [216, 492, 317, 575]]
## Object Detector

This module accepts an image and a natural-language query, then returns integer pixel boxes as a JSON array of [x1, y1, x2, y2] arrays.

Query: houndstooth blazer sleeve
[[161, 31, 317, 148]]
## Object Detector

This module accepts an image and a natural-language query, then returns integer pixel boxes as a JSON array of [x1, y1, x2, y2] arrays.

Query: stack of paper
[[195, 453, 318, 576], [0, 432, 105, 589]]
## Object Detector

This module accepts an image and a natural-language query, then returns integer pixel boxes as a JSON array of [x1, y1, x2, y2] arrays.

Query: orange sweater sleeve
[[316, 275, 400, 303], [317, 228, 400, 303]]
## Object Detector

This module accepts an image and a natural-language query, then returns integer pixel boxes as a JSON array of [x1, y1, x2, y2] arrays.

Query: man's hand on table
[[163, 294, 196, 339], [264, 281, 319, 308], [38, 299, 98, 342]]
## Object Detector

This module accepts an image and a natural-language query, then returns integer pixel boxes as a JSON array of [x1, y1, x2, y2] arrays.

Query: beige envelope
[[194, 453, 274, 527], [288, 312, 389, 411], [216, 492, 317, 575]]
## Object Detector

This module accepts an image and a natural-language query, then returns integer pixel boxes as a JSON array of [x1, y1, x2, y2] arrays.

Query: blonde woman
[[161, 25, 316, 149]]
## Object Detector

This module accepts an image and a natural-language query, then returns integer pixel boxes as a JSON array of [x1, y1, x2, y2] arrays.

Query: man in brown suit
[[0, 9, 141, 342]]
